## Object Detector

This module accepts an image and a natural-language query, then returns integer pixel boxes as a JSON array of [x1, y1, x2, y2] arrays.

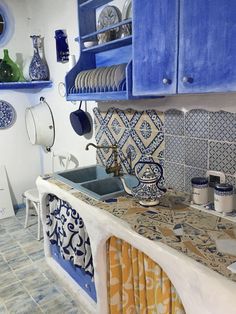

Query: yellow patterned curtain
[[107, 236, 185, 314]]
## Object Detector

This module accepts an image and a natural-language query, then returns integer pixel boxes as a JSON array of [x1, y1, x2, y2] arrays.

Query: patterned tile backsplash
[[93, 107, 236, 193]]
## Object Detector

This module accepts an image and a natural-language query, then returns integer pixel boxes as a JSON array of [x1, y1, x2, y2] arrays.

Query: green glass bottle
[[0, 49, 21, 82]]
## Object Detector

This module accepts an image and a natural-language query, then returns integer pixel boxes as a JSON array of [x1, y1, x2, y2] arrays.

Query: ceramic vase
[[0, 49, 20, 82], [29, 35, 49, 81]]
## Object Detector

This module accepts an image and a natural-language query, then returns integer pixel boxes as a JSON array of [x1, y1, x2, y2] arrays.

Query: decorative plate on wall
[[0, 100, 16, 129]]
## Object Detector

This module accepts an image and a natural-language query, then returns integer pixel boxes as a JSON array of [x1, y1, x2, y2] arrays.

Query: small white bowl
[[83, 41, 97, 48]]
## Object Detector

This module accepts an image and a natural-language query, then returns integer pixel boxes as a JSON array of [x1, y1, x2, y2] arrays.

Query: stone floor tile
[[31, 285, 62, 306], [21, 273, 50, 292], [3, 247, 26, 262], [21, 240, 43, 254], [0, 282, 29, 303], [5, 295, 43, 313], [0, 269, 19, 288], [39, 295, 80, 314], [7, 254, 33, 271], [0, 303, 8, 313], [0, 208, 82, 314], [0, 259, 12, 274], [28, 249, 45, 262], [14, 264, 41, 280]]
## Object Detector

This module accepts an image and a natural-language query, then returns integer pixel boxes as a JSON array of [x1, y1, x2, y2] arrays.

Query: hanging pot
[[25, 97, 55, 150], [70, 101, 91, 135]]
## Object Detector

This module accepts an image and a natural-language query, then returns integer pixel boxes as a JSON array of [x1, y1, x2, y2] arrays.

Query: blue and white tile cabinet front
[[178, 0, 236, 93], [132, 0, 179, 96], [133, 0, 236, 96]]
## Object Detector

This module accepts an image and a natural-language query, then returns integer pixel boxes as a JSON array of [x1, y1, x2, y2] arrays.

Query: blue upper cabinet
[[178, 0, 236, 94], [132, 0, 179, 96]]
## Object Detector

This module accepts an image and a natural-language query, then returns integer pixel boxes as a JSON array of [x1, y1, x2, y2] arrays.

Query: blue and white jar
[[191, 177, 209, 205], [214, 183, 234, 213]]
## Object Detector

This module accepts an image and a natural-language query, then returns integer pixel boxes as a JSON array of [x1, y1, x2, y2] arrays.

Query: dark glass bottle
[[0, 49, 20, 82]]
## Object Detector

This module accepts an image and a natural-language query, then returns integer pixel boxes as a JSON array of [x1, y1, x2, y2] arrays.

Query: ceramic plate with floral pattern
[[0, 100, 16, 129], [97, 6, 122, 44]]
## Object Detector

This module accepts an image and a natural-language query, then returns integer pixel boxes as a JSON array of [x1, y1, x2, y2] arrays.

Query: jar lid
[[191, 177, 208, 185], [214, 183, 233, 192]]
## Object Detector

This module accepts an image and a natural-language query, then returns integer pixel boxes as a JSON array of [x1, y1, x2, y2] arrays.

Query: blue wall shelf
[[0, 81, 53, 90]]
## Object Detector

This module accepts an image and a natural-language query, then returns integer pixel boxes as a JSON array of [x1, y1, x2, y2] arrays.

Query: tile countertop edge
[[36, 176, 236, 314]]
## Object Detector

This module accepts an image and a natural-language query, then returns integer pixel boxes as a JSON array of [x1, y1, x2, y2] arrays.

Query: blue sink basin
[[55, 165, 110, 184], [54, 165, 138, 201]]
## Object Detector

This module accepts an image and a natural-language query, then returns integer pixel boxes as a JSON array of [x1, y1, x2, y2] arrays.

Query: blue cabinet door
[[132, 0, 179, 96], [178, 0, 236, 93]]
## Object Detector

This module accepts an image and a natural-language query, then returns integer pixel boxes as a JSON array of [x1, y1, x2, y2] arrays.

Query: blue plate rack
[[65, 0, 135, 101]]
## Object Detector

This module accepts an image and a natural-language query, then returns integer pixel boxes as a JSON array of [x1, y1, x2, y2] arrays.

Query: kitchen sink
[[56, 165, 110, 184], [54, 165, 138, 201], [80, 177, 124, 199]]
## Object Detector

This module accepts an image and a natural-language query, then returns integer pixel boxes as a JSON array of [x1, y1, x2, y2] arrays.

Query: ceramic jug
[[120, 161, 166, 206]]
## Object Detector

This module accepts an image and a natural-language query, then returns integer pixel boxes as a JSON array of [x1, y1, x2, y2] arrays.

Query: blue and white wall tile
[[185, 109, 209, 139], [94, 107, 236, 193], [185, 138, 208, 169], [164, 162, 185, 192], [209, 142, 236, 175], [209, 111, 236, 142], [165, 109, 184, 136], [165, 135, 185, 164]]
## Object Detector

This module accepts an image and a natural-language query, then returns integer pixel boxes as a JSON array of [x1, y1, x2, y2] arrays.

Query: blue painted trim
[[81, 36, 132, 54], [0, 81, 52, 90], [79, 0, 111, 9], [0, 0, 14, 47]]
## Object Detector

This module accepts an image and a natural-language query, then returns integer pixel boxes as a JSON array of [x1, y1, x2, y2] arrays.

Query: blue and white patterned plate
[[0, 100, 16, 129]]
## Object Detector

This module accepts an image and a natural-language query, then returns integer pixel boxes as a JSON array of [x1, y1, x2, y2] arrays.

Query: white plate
[[101, 66, 111, 89], [114, 63, 127, 89], [109, 65, 117, 89], [97, 67, 105, 89], [97, 6, 122, 44], [122, 0, 132, 20]]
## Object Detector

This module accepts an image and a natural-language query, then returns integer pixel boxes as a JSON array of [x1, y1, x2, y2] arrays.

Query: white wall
[[26, 0, 97, 173], [0, 0, 41, 206]]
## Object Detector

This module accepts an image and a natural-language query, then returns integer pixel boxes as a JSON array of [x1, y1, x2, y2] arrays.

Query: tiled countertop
[[44, 176, 236, 283]]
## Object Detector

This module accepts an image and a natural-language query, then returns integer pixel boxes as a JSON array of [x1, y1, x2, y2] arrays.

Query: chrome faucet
[[85, 143, 121, 176]]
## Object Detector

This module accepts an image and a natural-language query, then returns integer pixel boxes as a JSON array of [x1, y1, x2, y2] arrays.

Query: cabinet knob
[[162, 78, 172, 85], [182, 76, 193, 83]]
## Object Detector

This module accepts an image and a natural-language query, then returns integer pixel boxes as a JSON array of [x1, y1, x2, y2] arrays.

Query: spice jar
[[191, 177, 209, 205], [214, 183, 234, 213]]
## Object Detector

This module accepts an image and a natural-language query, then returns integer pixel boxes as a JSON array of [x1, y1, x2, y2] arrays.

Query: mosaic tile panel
[[94, 107, 236, 192], [165, 136, 185, 164], [209, 111, 236, 142], [185, 138, 208, 169], [94, 108, 165, 174], [164, 162, 185, 192], [209, 141, 236, 175], [164, 109, 185, 136], [185, 109, 209, 139]]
